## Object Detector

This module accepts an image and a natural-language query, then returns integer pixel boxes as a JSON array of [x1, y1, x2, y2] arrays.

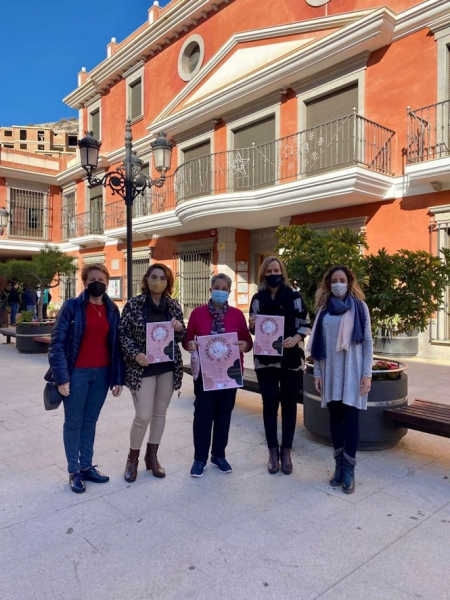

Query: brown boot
[[124, 449, 140, 482], [280, 447, 293, 475], [145, 443, 165, 478], [267, 447, 280, 474]]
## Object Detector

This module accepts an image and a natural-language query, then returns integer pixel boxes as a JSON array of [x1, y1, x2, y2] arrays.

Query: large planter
[[373, 328, 418, 357], [303, 360, 408, 451], [16, 323, 53, 354]]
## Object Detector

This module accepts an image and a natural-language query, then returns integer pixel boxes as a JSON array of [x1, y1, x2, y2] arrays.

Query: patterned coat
[[119, 294, 186, 391]]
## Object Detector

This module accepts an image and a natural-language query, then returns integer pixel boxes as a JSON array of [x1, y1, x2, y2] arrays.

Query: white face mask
[[331, 283, 348, 298]]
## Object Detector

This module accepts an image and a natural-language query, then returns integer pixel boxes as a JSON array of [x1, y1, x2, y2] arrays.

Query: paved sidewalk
[[0, 340, 449, 600]]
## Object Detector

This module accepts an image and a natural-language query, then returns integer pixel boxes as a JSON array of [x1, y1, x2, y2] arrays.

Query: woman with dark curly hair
[[119, 263, 185, 482], [307, 265, 373, 494]]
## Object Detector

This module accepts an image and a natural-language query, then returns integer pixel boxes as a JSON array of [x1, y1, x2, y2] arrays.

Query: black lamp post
[[0, 207, 9, 236], [78, 118, 173, 300]]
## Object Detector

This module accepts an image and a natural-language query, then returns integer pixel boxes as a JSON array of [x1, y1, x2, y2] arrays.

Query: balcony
[[68, 209, 106, 246], [174, 113, 394, 204]]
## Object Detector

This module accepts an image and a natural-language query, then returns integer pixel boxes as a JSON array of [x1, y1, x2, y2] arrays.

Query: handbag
[[43, 382, 63, 411]]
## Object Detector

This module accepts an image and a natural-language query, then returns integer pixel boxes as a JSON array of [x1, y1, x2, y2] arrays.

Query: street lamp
[[78, 118, 173, 300], [0, 207, 9, 236]]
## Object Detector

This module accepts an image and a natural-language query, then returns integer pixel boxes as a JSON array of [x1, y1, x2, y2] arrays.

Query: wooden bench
[[183, 365, 303, 403], [0, 328, 17, 344], [384, 398, 450, 438], [32, 336, 51, 345]]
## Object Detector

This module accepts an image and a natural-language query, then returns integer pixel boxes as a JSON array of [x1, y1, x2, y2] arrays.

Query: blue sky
[[0, 0, 171, 126]]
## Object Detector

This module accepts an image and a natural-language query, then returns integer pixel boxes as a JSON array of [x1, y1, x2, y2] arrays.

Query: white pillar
[[217, 227, 237, 306]]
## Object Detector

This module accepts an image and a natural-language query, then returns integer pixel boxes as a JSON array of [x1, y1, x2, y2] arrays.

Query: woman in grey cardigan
[[307, 266, 373, 494]]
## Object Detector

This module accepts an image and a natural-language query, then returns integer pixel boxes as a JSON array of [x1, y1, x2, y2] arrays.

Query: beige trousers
[[130, 371, 174, 449]]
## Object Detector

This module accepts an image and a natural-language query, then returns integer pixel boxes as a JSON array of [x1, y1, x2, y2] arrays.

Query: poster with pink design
[[146, 321, 174, 363], [197, 332, 243, 391], [254, 315, 284, 356]]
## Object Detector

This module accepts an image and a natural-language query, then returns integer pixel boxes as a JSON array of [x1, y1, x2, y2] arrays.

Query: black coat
[[45, 290, 125, 388]]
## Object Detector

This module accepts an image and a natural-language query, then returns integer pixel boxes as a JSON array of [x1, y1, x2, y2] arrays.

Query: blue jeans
[[10, 302, 19, 325], [26, 304, 37, 320], [63, 367, 110, 473]]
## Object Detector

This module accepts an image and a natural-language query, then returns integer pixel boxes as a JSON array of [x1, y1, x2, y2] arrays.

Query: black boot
[[330, 450, 343, 487], [267, 447, 279, 474], [124, 449, 140, 482], [342, 455, 355, 494], [280, 447, 293, 475], [145, 443, 165, 478]]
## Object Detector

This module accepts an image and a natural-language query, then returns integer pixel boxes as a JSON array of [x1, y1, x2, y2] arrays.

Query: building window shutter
[[232, 116, 276, 189], [181, 141, 211, 199], [90, 109, 100, 140], [130, 79, 142, 120]]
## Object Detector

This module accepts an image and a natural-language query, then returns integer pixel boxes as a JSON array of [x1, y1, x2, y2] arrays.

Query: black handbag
[[43, 382, 63, 411]]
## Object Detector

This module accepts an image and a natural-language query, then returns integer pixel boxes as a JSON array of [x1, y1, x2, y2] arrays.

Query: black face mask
[[87, 281, 106, 298], [265, 274, 283, 288]]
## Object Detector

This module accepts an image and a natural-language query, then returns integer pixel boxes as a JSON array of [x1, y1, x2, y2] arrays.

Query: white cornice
[[63, 0, 234, 109], [0, 166, 57, 185], [150, 8, 396, 136], [393, 0, 450, 40]]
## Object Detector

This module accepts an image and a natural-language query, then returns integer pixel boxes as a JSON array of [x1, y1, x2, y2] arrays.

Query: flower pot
[[373, 328, 418, 357], [16, 323, 53, 354], [303, 369, 408, 451]]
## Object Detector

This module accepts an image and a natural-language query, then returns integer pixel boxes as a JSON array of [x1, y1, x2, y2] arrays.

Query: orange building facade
[[1, 0, 450, 359]]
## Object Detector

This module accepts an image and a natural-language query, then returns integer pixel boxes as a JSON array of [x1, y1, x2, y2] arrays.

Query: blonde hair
[[315, 265, 364, 311], [81, 262, 110, 283], [257, 256, 291, 291]]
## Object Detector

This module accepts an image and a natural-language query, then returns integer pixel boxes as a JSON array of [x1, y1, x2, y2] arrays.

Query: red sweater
[[75, 303, 110, 368], [183, 304, 253, 365]]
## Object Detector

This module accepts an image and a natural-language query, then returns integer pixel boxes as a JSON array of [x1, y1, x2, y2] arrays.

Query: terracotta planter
[[303, 360, 408, 451], [16, 323, 53, 354]]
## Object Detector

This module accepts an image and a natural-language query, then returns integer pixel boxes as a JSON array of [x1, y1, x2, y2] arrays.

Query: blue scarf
[[311, 295, 366, 361]]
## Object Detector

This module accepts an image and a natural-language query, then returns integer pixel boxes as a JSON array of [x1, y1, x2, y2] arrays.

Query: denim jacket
[[45, 290, 125, 388]]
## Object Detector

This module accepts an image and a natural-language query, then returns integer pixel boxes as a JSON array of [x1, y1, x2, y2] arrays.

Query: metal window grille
[[60, 273, 77, 303], [175, 249, 211, 316], [431, 221, 450, 342], [123, 255, 151, 297], [9, 188, 47, 238]]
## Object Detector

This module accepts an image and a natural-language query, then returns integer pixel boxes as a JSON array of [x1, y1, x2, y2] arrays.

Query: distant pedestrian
[[22, 286, 38, 319], [307, 266, 373, 494], [119, 264, 185, 483], [42, 288, 52, 320], [8, 281, 20, 325], [184, 273, 253, 478], [45, 263, 124, 494]]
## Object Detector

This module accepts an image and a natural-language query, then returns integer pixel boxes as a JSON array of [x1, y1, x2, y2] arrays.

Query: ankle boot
[[342, 456, 355, 494], [330, 453, 343, 487], [280, 447, 293, 475], [124, 449, 140, 482], [145, 443, 165, 478], [267, 447, 280, 474]]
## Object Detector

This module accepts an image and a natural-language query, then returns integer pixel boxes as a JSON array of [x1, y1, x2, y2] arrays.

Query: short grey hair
[[210, 273, 232, 290]]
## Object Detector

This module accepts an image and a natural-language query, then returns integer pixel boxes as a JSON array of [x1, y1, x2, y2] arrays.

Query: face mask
[[148, 279, 167, 294], [265, 274, 283, 288], [87, 281, 106, 298], [211, 290, 229, 305], [331, 283, 348, 298]]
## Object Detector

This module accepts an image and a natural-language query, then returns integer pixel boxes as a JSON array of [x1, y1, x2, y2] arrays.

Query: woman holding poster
[[119, 264, 185, 483], [184, 273, 253, 478], [249, 256, 311, 476]]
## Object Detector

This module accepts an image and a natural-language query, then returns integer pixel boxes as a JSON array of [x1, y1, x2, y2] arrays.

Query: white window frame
[[86, 95, 102, 141], [178, 35, 205, 82], [124, 62, 145, 123]]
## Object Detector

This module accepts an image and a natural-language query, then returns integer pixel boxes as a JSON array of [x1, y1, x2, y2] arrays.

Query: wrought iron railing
[[104, 173, 177, 230], [173, 113, 394, 203], [407, 100, 450, 163], [71, 209, 104, 237]]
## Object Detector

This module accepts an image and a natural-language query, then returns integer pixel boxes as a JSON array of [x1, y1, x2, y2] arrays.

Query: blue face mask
[[211, 290, 229, 305]]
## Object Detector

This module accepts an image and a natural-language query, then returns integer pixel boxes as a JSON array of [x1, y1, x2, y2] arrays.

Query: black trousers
[[327, 401, 360, 458], [256, 367, 301, 450], [193, 378, 237, 462]]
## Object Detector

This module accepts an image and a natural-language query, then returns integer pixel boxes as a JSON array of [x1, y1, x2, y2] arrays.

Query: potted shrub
[[15, 310, 55, 354]]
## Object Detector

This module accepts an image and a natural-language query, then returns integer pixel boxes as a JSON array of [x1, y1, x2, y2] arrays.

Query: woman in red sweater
[[184, 273, 253, 477]]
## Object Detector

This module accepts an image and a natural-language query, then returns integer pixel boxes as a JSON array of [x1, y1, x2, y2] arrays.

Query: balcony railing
[[407, 100, 450, 163], [71, 209, 104, 237], [104, 174, 177, 230], [174, 114, 394, 203]]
